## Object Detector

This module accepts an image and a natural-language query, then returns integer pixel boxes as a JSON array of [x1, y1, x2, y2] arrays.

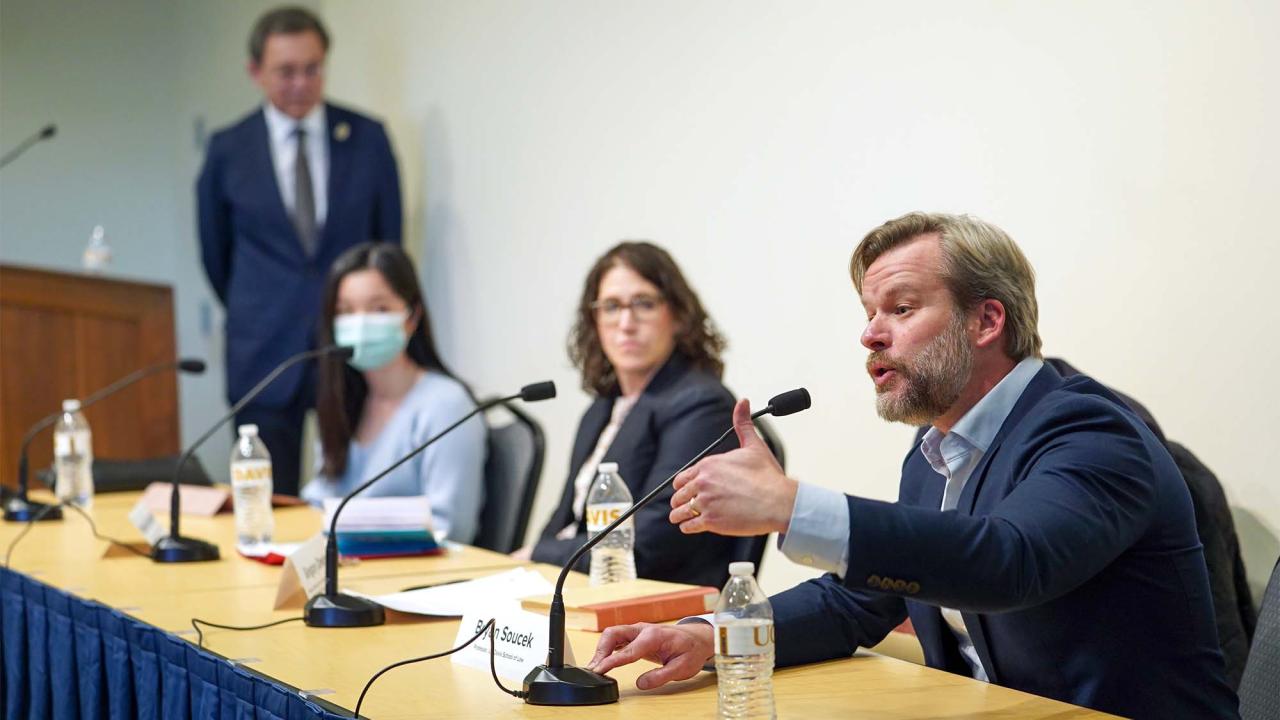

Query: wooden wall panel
[[0, 264, 180, 489]]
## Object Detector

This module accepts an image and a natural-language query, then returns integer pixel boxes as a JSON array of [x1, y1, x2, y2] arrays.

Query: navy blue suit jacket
[[196, 102, 401, 408], [771, 364, 1238, 718], [532, 354, 750, 588]]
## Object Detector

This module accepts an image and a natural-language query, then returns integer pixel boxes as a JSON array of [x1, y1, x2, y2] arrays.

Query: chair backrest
[[1239, 556, 1280, 720], [733, 417, 788, 574], [474, 399, 546, 553], [39, 455, 213, 493]]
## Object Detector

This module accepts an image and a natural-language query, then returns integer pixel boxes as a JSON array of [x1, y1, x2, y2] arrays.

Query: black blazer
[[771, 365, 1238, 718], [532, 354, 745, 588]]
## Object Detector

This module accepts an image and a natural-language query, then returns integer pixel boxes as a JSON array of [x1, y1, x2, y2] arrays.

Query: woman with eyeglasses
[[302, 242, 486, 544], [513, 241, 745, 588]]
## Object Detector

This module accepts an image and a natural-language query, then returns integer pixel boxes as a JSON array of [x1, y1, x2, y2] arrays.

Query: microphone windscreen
[[767, 388, 811, 417], [330, 345, 356, 360], [178, 358, 207, 374], [520, 381, 556, 402], [41, 124, 57, 139]]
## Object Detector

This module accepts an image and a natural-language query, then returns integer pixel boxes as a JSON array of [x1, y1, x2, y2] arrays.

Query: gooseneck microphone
[[152, 347, 351, 563], [305, 380, 558, 628], [0, 123, 57, 170], [522, 388, 811, 706], [5, 357, 207, 524]]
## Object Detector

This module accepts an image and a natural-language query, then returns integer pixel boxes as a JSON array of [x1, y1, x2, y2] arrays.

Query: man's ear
[[972, 298, 1007, 350]]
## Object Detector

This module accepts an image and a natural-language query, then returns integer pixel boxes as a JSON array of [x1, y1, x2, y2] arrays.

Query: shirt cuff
[[779, 483, 850, 578]]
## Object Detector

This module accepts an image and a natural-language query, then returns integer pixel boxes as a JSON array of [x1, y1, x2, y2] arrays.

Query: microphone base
[[3, 496, 63, 523], [304, 592, 386, 628], [522, 664, 620, 706], [150, 535, 221, 563]]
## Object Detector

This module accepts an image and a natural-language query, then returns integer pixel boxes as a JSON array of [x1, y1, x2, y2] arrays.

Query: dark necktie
[[293, 126, 317, 255]]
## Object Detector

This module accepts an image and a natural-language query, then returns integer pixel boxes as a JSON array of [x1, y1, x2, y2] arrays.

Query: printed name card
[[274, 532, 329, 609], [451, 604, 576, 681], [127, 497, 166, 547]]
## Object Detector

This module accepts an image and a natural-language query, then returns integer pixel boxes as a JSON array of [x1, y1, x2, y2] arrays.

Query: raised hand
[[669, 398, 797, 536]]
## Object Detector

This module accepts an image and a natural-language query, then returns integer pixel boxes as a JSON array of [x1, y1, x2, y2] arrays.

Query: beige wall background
[[317, 0, 1280, 597], [2, 1, 1276, 600]]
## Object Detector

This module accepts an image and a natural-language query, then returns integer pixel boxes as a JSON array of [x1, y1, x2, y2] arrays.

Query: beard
[[870, 312, 973, 426]]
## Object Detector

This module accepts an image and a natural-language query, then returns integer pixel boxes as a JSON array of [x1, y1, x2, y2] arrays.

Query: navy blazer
[[770, 364, 1238, 719], [532, 354, 748, 589], [196, 102, 401, 408]]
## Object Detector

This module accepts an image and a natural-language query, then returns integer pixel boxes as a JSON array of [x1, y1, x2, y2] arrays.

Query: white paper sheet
[[348, 567, 554, 617]]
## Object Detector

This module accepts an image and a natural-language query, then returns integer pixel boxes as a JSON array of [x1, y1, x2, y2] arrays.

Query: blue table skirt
[[1, 567, 350, 720]]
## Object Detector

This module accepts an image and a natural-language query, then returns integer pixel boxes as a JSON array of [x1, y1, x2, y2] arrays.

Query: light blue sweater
[[302, 372, 487, 544]]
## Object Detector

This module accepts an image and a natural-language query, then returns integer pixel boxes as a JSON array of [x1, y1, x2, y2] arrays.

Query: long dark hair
[[317, 242, 462, 476], [569, 241, 726, 396]]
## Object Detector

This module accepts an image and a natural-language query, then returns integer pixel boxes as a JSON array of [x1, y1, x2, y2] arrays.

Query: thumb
[[732, 398, 765, 449]]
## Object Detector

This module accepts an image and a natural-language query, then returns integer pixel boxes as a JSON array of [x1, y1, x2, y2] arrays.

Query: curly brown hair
[[570, 241, 726, 396]]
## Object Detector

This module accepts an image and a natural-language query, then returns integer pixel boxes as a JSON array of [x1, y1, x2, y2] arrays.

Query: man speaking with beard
[[585, 213, 1239, 719]]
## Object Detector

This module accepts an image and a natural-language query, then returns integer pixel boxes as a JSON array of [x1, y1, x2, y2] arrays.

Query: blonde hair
[[850, 212, 1042, 360]]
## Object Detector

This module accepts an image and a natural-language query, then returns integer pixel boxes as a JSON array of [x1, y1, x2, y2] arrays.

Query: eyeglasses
[[268, 62, 325, 82], [591, 295, 666, 324]]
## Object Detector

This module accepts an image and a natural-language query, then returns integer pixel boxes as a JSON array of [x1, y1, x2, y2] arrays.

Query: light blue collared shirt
[[781, 356, 1044, 680], [301, 372, 486, 544]]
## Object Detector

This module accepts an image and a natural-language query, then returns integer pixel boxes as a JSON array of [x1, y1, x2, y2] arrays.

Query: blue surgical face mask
[[334, 311, 409, 371]]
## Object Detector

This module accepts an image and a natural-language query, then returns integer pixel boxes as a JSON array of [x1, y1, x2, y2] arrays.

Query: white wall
[[0, 0, 309, 483], [320, 0, 1280, 597]]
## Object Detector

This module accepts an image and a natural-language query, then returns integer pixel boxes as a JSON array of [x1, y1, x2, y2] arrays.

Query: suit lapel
[[956, 363, 1064, 515], [324, 104, 351, 253], [251, 110, 304, 258], [555, 397, 612, 530], [953, 363, 1066, 683]]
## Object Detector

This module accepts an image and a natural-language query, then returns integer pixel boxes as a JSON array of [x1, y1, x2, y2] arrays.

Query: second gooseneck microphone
[[151, 346, 352, 563], [304, 380, 557, 628], [522, 388, 812, 706]]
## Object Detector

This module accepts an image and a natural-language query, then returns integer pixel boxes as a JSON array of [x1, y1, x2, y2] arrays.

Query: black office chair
[[474, 399, 546, 553], [1239, 556, 1280, 720], [37, 455, 214, 494]]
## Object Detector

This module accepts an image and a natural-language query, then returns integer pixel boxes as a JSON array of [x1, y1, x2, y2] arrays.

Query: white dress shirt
[[262, 102, 328, 228], [780, 356, 1045, 681]]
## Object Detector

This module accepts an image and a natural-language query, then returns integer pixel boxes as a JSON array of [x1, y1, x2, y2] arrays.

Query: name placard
[[274, 532, 328, 609], [451, 604, 576, 681], [127, 497, 166, 547]]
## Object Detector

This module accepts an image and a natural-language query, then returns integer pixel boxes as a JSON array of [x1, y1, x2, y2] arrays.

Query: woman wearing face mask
[[513, 241, 752, 588], [302, 242, 486, 544]]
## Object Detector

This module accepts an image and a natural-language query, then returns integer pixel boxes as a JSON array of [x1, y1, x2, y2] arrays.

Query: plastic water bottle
[[585, 462, 636, 585], [715, 561, 775, 720], [53, 399, 94, 508], [230, 424, 274, 548], [82, 225, 112, 273]]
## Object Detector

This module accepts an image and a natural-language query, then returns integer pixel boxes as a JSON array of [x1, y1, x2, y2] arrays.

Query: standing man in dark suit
[[197, 6, 401, 495], [586, 213, 1239, 718]]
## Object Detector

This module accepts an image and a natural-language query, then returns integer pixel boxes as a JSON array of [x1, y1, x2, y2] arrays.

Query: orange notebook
[[521, 578, 719, 631]]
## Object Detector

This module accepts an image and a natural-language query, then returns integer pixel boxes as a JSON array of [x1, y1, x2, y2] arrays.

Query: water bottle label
[[231, 459, 272, 484], [54, 433, 72, 457], [717, 624, 774, 656], [585, 502, 630, 533]]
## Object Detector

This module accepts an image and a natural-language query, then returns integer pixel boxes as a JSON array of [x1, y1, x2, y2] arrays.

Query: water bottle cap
[[237, 424, 259, 437], [597, 462, 619, 474], [62, 399, 81, 412], [729, 561, 755, 576]]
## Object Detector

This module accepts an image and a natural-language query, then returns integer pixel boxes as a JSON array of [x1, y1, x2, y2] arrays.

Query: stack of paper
[[321, 496, 440, 558]]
